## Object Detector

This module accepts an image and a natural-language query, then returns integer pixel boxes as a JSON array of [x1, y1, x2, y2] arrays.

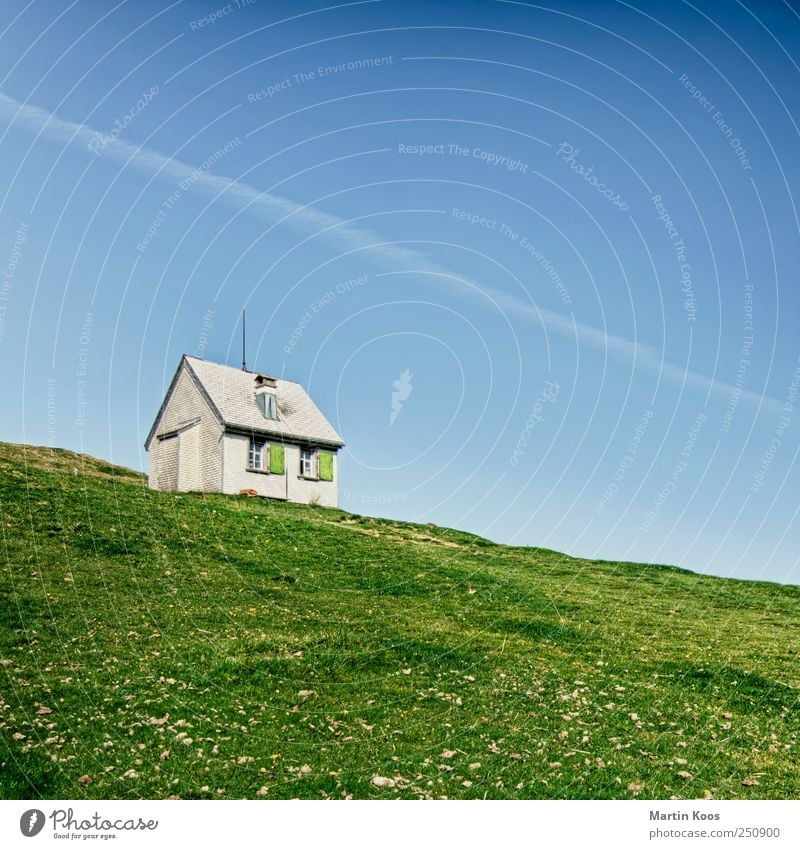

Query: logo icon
[[20, 809, 46, 837], [390, 369, 413, 426]]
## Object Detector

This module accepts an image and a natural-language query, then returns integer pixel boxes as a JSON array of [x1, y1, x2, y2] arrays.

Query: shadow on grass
[[0, 749, 59, 799], [657, 661, 799, 712], [490, 617, 582, 645]]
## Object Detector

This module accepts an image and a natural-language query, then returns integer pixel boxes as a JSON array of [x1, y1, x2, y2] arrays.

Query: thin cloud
[[0, 90, 782, 415]]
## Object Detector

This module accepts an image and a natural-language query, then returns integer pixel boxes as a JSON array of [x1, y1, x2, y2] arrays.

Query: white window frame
[[300, 447, 317, 479], [255, 389, 278, 420], [248, 438, 268, 472]]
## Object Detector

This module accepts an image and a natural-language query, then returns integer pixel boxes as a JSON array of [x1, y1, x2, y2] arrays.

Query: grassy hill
[[0, 441, 797, 800]]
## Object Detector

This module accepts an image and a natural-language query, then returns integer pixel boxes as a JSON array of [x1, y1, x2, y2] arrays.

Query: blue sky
[[1, 0, 799, 583]]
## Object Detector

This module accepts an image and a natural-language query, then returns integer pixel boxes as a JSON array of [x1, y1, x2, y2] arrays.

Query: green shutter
[[318, 451, 334, 481], [269, 444, 285, 475]]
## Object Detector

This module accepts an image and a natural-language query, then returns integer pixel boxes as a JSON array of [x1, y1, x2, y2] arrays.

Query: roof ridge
[[184, 354, 301, 385]]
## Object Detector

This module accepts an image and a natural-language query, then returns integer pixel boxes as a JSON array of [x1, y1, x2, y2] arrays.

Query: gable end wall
[[148, 366, 223, 492]]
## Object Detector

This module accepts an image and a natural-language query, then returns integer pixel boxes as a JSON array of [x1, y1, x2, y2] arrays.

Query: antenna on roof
[[241, 309, 247, 372]]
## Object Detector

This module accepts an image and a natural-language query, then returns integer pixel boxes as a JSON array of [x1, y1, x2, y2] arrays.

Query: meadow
[[0, 442, 797, 799]]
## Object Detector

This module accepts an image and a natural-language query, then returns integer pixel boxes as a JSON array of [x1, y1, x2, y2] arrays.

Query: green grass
[[0, 441, 798, 800]]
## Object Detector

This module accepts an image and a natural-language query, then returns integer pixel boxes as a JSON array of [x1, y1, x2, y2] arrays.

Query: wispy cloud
[[0, 90, 782, 414]]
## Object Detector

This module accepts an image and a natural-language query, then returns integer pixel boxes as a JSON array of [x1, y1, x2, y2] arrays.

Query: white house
[[145, 355, 344, 507]]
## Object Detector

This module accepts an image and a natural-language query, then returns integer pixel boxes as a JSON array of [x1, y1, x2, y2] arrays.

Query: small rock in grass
[[371, 775, 396, 788], [468, 763, 481, 771], [256, 787, 268, 797], [676, 770, 693, 780], [441, 750, 456, 759], [297, 690, 314, 698], [36, 706, 53, 715], [78, 775, 92, 785]]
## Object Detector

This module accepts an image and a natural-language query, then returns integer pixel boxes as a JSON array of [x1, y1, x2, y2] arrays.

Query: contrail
[[0, 90, 783, 414]]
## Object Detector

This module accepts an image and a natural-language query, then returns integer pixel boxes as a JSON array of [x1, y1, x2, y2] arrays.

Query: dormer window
[[255, 389, 278, 420]]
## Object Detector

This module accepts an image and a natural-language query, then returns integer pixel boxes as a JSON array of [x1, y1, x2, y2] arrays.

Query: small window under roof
[[255, 388, 278, 420]]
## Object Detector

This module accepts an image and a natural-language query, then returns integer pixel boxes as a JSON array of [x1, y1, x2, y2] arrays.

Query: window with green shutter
[[269, 443, 285, 474], [318, 451, 334, 481]]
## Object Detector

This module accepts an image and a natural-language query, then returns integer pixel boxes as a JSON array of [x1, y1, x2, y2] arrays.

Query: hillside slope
[[0, 441, 797, 800]]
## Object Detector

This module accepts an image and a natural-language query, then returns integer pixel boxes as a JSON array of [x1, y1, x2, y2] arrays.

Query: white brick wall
[[177, 423, 201, 491], [222, 432, 288, 500], [221, 433, 339, 507], [287, 445, 339, 508], [148, 365, 222, 492], [150, 433, 178, 490]]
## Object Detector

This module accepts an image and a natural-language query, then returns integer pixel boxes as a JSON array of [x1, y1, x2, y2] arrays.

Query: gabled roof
[[145, 355, 344, 450]]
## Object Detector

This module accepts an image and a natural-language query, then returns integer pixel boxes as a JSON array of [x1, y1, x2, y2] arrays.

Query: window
[[248, 438, 266, 471], [300, 448, 316, 479], [255, 390, 278, 420]]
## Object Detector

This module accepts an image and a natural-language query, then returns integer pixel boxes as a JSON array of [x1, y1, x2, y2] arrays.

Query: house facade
[[145, 355, 344, 507]]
